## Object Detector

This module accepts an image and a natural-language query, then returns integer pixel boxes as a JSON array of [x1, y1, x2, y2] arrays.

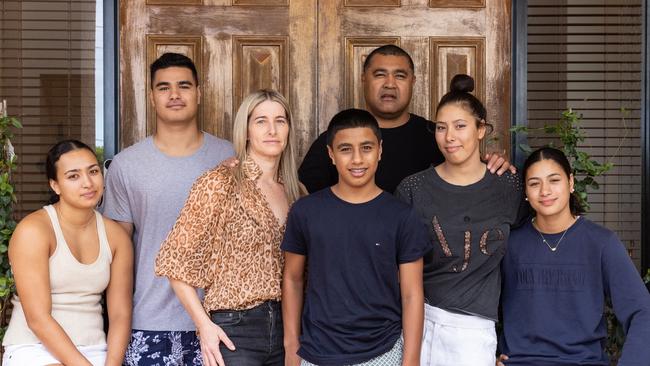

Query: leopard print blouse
[[155, 158, 285, 311]]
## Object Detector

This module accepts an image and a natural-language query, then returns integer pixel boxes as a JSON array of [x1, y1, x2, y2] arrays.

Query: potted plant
[[0, 100, 22, 340], [511, 108, 613, 211]]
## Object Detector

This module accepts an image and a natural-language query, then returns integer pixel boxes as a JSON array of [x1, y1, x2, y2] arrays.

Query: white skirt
[[2, 343, 107, 366], [420, 304, 496, 366]]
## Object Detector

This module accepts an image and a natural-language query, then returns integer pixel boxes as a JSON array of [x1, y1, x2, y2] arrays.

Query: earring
[[570, 189, 574, 193], [524, 197, 528, 201]]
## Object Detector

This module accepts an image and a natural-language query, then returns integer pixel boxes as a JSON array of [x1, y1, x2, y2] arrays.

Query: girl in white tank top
[[2, 140, 133, 366]]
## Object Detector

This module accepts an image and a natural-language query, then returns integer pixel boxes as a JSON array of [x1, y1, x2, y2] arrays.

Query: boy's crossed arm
[[399, 259, 425, 366], [282, 252, 306, 366]]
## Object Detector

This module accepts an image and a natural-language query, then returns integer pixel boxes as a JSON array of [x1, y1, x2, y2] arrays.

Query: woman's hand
[[198, 321, 236, 366], [496, 354, 509, 366]]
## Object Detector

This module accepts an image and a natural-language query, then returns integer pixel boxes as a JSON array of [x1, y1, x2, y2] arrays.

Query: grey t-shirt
[[100, 133, 234, 331], [396, 167, 525, 320]]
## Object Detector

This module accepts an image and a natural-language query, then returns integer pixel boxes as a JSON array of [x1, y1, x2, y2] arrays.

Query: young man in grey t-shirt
[[101, 53, 233, 365]]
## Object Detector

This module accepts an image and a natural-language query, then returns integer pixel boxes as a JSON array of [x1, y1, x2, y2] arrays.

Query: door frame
[[104, 0, 119, 160], [642, 0, 649, 273], [106, 4, 650, 273]]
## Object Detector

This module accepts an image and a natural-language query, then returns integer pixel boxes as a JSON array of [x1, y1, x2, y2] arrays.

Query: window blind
[[0, 0, 97, 218], [527, 0, 643, 268]]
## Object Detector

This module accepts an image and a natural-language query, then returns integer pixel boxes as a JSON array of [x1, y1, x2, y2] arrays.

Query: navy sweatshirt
[[501, 217, 650, 366]]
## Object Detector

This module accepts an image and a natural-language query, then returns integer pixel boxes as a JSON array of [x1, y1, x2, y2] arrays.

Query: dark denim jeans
[[210, 300, 284, 366]]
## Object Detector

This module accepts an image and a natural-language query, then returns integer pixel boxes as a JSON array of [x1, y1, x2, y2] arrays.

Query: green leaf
[[543, 125, 558, 134], [10, 118, 22, 129], [510, 125, 529, 133], [518, 143, 533, 154]]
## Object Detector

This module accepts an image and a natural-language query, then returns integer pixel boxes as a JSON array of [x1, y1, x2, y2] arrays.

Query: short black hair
[[363, 44, 414, 73], [326, 108, 382, 147], [149, 52, 199, 88]]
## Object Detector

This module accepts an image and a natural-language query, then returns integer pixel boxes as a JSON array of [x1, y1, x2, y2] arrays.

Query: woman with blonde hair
[[155, 89, 302, 366]]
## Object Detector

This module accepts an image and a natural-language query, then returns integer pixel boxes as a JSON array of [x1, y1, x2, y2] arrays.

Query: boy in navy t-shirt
[[282, 108, 431, 366]]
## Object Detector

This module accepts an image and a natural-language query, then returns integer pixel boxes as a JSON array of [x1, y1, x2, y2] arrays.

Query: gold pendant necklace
[[536, 228, 568, 252], [531, 216, 579, 252]]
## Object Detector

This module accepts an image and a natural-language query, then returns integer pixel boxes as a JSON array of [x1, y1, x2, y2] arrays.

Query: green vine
[[0, 101, 21, 340], [511, 108, 614, 211]]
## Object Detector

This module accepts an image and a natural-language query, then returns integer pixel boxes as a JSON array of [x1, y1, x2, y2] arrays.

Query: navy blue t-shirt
[[281, 188, 431, 365]]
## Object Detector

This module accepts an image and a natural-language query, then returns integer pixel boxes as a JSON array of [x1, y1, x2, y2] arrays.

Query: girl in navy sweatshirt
[[498, 147, 650, 366]]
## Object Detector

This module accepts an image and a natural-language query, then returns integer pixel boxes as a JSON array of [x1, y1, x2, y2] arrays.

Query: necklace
[[55, 204, 95, 230], [531, 216, 579, 252]]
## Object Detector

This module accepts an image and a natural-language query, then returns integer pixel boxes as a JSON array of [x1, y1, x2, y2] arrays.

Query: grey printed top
[[396, 167, 525, 320]]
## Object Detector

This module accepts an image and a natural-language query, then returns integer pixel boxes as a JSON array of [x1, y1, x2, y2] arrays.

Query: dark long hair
[[46, 139, 97, 203], [522, 147, 584, 216], [436, 74, 493, 134]]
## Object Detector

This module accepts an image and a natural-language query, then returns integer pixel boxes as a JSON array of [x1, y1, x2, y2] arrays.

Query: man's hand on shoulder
[[221, 156, 239, 168], [484, 152, 516, 175]]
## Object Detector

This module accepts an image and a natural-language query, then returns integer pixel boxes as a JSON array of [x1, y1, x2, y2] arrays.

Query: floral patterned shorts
[[123, 329, 202, 366]]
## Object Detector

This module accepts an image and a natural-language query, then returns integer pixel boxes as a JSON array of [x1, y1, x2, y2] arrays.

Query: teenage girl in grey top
[[396, 75, 525, 366]]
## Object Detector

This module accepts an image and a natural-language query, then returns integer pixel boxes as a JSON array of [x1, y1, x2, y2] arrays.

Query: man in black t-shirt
[[299, 45, 512, 193]]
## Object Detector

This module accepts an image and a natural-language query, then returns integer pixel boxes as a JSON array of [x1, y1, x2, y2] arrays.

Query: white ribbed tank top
[[3, 205, 112, 346]]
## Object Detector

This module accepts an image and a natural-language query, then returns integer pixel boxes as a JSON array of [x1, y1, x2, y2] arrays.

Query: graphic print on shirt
[[432, 215, 504, 272]]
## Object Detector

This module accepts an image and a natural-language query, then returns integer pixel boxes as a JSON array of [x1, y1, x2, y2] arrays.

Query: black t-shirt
[[298, 114, 444, 194], [396, 167, 526, 320], [281, 189, 431, 365]]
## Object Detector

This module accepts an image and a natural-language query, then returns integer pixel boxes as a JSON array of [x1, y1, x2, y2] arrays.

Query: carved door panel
[[318, 0, 512, 152], [120, 0, 317, 154], [120, 0, 511, 154]]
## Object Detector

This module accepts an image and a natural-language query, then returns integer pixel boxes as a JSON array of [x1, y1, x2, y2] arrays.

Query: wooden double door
[[120, 0, 511, 155]]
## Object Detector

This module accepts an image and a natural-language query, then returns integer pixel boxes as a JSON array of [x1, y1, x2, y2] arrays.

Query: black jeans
[[210, 301, 284, 366]]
